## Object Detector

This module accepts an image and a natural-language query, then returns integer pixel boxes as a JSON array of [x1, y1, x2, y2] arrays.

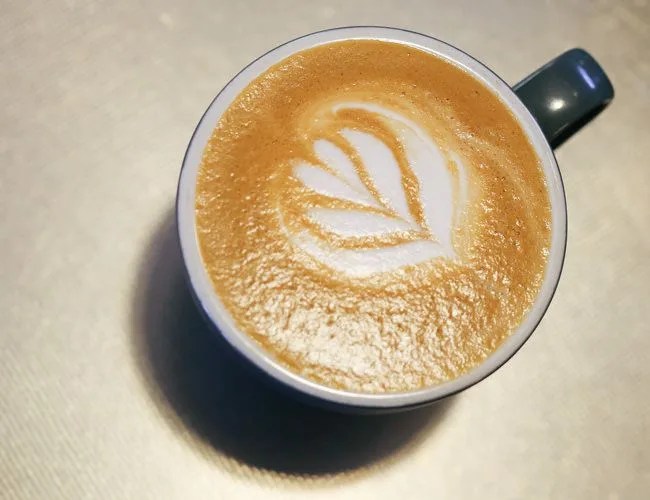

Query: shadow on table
[[130, 209, 453, 484]]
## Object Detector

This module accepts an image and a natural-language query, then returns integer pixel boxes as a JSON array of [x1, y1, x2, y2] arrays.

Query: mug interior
[[176, 26, 567, 409]]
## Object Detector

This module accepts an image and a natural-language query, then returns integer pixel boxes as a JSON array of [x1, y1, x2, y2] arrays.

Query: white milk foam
[[284, 102, 468, 278]]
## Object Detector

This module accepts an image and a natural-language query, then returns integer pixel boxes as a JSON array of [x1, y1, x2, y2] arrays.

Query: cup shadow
[[130, 208, 454, 483]]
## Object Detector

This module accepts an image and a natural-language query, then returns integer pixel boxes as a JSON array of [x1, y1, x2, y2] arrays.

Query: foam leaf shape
[[313, 139, 368, 193], [294, 161, 379, 208], [339, 128, 416, 224], [287, 102, 467, 277], [307, 207, 414, 238]]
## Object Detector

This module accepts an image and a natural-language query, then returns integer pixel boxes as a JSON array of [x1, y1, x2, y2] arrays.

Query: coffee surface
[[195, 40, 551, 393]]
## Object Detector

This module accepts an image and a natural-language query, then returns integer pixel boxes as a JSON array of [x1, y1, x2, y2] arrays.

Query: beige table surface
[[1, 1, 649, 499]]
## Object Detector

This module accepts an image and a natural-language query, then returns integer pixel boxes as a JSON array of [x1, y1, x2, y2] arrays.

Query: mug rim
[[176, 26, 567, 409]]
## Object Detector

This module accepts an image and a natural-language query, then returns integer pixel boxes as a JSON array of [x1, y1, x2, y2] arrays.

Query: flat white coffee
[[195, 40, 551, 393]]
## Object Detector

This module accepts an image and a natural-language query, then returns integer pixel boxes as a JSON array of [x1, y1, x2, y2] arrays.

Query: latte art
[[195, 40, 551, 393], [282, 101, 469, 277]]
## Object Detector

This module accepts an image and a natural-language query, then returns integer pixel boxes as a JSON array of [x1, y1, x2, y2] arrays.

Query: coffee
[[195, 40, 551, 393]]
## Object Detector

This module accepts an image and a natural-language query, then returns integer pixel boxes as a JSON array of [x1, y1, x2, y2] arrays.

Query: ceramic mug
[[176, 27, 613, 412]]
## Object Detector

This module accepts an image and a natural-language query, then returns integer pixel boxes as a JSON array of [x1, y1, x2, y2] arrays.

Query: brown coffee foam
[[195, 40, 551, 393]]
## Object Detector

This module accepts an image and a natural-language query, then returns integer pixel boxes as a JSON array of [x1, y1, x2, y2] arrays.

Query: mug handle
[[513, 48, 614, 149]]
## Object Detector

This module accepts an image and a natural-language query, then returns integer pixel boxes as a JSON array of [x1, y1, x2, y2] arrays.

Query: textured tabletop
[[1, 1, 648, 499]]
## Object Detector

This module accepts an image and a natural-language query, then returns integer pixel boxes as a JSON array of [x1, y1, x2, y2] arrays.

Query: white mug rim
[[176, 26, 567, 409]]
